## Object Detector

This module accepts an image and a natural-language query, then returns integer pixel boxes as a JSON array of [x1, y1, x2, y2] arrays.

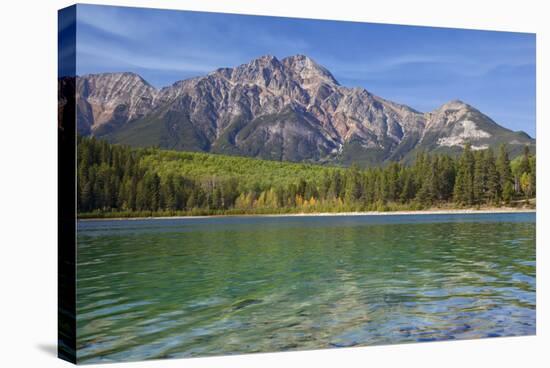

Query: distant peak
[[257, 54, 278, 61], [437, 99, 473, 111], [284, 54, 312, 61], [282, 54, 339, 85], [81, 71, 153, 87], [282, 54, 318, 66], [120, 71, 140, 77], [250, 54, 281, 65], [85, 71, 139, 78]]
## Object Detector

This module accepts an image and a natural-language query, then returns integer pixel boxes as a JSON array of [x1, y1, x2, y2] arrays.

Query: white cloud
[[77, 43, 218, 74]]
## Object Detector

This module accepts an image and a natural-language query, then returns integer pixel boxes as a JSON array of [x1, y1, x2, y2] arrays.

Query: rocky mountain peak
[[84, 71, 153, 87], [67, 54, 534, 164], [75, 71, 158, 134], [244, 54, 283, 73], [436, 99, 473, 112], [254, 54, 280, 64], [78, 72, 157, 98], [425, 99, 480, 130], [282, 54, 339, 86], [227, 54, 285, 88]]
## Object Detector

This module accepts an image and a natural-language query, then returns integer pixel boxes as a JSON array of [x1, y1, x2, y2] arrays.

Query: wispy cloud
[[327, 53, 534, 82], [78, 44, 218, 74], [76, 10, 249, 77], [76, 4, 314, 76], [77, 5, 150, 40]]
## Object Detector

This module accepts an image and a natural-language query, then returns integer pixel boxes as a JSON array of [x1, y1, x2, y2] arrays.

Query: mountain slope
[[413, 100, 534, 160], [64, 54, 535, 165]]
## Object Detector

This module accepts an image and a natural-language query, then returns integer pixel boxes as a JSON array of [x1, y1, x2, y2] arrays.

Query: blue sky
[[66, 4, 536, 137]]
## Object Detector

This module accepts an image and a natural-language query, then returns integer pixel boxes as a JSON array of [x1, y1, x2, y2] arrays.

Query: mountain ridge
[[64, 54, 535, 165]]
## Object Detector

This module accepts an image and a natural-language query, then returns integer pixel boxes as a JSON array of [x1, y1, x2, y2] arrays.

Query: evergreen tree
[[328, 171, 342, 199], [400, 170, 415, 203], [438, 155, 455, 201], [484, 148, 500, 203], [135, 180, 148, 211], [519, 145, 531, 175], [186, 188, 198, 209], [162, 175, 176, 210], [416, 156, 435, 205], [385, 162, 401, 202], [472, 151, 486, 205], [454, 144, 474, 205], [344, 164, 362, 204], [502, 182, 515, 204], [374, 169, 388, 204], [75, 136, 531, 216], [497, 144, 513, 203]]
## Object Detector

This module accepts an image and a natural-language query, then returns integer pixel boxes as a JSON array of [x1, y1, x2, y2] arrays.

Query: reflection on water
[[76, 213, 535, 363]]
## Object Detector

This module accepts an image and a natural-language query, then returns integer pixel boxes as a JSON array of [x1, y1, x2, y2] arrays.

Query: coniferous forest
[[77, 136, 536, 218]]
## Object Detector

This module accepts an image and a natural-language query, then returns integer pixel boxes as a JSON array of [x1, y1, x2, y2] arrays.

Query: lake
[[76, 212, 536, 363]]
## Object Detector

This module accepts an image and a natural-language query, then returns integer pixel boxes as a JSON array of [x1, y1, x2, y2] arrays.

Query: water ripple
[[76, 214, 535, 363]]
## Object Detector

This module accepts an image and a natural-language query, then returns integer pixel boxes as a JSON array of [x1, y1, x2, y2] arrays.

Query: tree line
[[77, 136, 535, 217]]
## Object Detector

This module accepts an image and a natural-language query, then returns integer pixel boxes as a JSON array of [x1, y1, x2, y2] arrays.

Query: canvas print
[[58, 4, 536, 364]]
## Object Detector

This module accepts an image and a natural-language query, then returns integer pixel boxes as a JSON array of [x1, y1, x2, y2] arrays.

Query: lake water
[[76, 213, 536, 363]]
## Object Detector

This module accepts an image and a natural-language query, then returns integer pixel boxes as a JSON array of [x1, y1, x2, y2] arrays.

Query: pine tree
[[519, 145, 531, 175], [438, 155, 455, 201], [344, 164, 362, 204], [416, 156, 435, 205], [80, 180, 92, 212], [320, 174, 331, 200], [472, 151, 486, 205], [400, 170, 415, 203], [502, 182, 514, 204], [454, 144, 474, 205], [363, 171, 376, 205], [212, 186, 223, 209], [375, 169, 388, 204], [135, 180, 147, 211], [385, 162, 401, 202], [497, 144, 513, 203], [328, 171, 342, 199], [128, 176, 138, 210], [162, 175, 176, 211], [484, 148, 500, 204], [150, 173, 160, 211], [186, 188, 197, 209], [75, 135, 534, 216]]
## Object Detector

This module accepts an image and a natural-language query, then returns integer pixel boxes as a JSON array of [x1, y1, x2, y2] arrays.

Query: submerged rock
[[329, 341, 358, 348]]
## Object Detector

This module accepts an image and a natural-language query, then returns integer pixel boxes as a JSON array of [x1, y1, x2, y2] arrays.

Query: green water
[[76, 213, 536, 363]]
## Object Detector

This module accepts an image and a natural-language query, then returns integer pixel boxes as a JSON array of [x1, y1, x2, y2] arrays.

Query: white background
[[0, 0, 548, 366]]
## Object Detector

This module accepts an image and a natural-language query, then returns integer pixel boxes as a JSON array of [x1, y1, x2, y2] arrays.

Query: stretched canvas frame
[[58, 3, 536, 364]]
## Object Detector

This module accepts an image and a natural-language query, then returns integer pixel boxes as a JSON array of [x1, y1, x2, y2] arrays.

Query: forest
[[77, 136, 536, 218]]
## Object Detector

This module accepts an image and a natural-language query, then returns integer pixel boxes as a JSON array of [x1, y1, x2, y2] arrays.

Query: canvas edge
[[58, 3, 77, 365]]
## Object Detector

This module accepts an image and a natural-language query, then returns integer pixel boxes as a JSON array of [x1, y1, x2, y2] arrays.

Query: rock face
[[64, 54, 535, 165], [75, 72, 158, 136]]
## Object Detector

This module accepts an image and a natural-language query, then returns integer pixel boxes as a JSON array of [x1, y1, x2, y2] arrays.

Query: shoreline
[[78, 207, 535, 221]]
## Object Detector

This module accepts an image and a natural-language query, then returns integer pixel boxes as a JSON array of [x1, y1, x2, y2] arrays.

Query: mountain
[[417, 100, 534, 159], [63, 54, 535, 165]]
